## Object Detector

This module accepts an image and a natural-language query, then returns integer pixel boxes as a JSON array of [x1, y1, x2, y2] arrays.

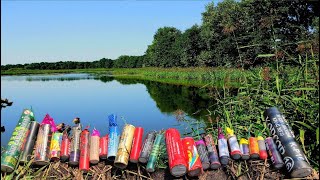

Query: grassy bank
[[109, 67, 253, 87], [1, 67, 252, 87]]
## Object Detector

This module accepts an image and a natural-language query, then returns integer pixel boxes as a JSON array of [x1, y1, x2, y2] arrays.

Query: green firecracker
[[1, 109, 35, 173], [146, 133, 163, 172]]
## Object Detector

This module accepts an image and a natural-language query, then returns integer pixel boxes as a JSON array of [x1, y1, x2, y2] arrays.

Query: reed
[[187, 53, 319, 171]]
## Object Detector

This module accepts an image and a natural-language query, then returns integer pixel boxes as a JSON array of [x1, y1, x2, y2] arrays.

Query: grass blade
[[317, 127, 319, 146]]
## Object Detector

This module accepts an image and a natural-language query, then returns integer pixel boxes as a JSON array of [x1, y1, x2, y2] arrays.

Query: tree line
[[2, 0, 319, 71]]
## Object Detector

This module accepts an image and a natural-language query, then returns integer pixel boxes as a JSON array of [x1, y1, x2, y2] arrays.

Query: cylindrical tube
[[79, 128, 90, 173], [239, 138, 250, 160], [182, 137, 202, 177], [20, 121, 40, 164], [226, 128, 242, 160], [165, 128, 187, 177], [265, 137, 284, 169], [60, 132, 70, 161], [107, 114, 120, 161], [1, 109, 35, 172], [139, 131, 156, 163], [264, 107, 312, 178], [69, 124, 82, 166], [130, 127, 144, 163], [203, 134, 221, 169], [99, 134, 108, 159], [34, 124, 52, 165], [90, 130, 100, 164], [146, 133, 163, 172], [195, 140, 210, 170], [257, 136, 267, 160], [50, 132, 63, 161], [114, 124, 135, 169], [218, 128, 229, 166], [249, 137, 259, 159]]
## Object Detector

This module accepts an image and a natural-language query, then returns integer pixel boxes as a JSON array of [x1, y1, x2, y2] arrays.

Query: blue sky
[[1, 0, 221, 65]]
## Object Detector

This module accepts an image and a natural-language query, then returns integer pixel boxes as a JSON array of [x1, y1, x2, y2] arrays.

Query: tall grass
[[199, 52, 319, 170], [163, 54, 319, 179], [111, 67, 250, 87]]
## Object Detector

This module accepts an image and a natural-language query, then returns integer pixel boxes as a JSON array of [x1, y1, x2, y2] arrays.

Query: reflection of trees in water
[[26, 75, 94, 82], [113, 77, 239, 121], [113, 78, 140, 85], [95, 76, 114, 83], [25, 74, 115, 83], [146, 81, 214, 119]]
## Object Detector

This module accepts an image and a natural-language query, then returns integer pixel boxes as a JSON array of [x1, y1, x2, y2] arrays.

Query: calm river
[[1, 73, 217, 147]]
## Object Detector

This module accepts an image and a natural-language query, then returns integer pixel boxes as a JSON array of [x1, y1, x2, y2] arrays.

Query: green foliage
[[113, 55, 145, 68], [196, 50, 215, 67], [1, 58, 114, 71], [204, 54, 319, 170], [178, 25, 205, 67], [145, 27, 182, 67]]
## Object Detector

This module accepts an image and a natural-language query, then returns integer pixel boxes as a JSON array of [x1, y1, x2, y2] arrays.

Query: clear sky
[[1, 0, 220, 65]]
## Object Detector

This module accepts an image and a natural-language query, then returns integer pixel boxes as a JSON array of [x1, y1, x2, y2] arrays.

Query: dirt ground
[[22, 159, 318, 180]]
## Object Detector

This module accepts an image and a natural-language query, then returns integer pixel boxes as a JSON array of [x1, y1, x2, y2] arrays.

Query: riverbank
[[0, 66, 301, 88], [0, 67, 263, 87], [1, 63, 319, 172], [1, 67, 252, 87]]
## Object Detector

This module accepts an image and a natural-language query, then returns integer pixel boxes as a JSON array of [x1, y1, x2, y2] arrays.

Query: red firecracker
[[130, 127, 144, 163], [182, 137, 202, 177], [99, 134, 108, 159], [79, 128, 90, 173], [165, 128, 187, 177]]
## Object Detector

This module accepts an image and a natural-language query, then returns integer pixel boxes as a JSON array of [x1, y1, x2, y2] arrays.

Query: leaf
[[291, 98, 316, 106], [300, 129, 307, 154], [257, 54, 275, 58], [262, 90, 278, 98], [276, 75, 280, 95], [239, 44, 263, 49], [224, 108, 232, 129], [4, 172, 14, 180], [33, 164, 49, 177], [294, 121, 315, 131], [238, 92, 247, 95], [16, 159, 34, 179], [317, 127, 319, 146], [282, 88, 317, 91], [237, 162, 242, 176]]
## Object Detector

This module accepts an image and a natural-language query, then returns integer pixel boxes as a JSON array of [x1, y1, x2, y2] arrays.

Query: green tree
[[179, 25, 204, 67], [145, 27, 182, 67]]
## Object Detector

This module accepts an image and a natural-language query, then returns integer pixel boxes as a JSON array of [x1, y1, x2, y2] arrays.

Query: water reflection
[[0, 73, 95, 82], [27, 73, 232, 121], [108, 77, 238, 121], [1, 73, 239, 146], [26, 74, 95, 81], [3, 74, 238, 121], [95, 75, 115, 83]]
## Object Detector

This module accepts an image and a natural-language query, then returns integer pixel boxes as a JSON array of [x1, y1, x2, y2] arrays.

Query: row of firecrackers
[[0, 107, 313, 178]]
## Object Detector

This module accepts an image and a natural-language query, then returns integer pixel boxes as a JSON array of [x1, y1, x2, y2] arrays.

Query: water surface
[[1, 73, 218, 146]]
